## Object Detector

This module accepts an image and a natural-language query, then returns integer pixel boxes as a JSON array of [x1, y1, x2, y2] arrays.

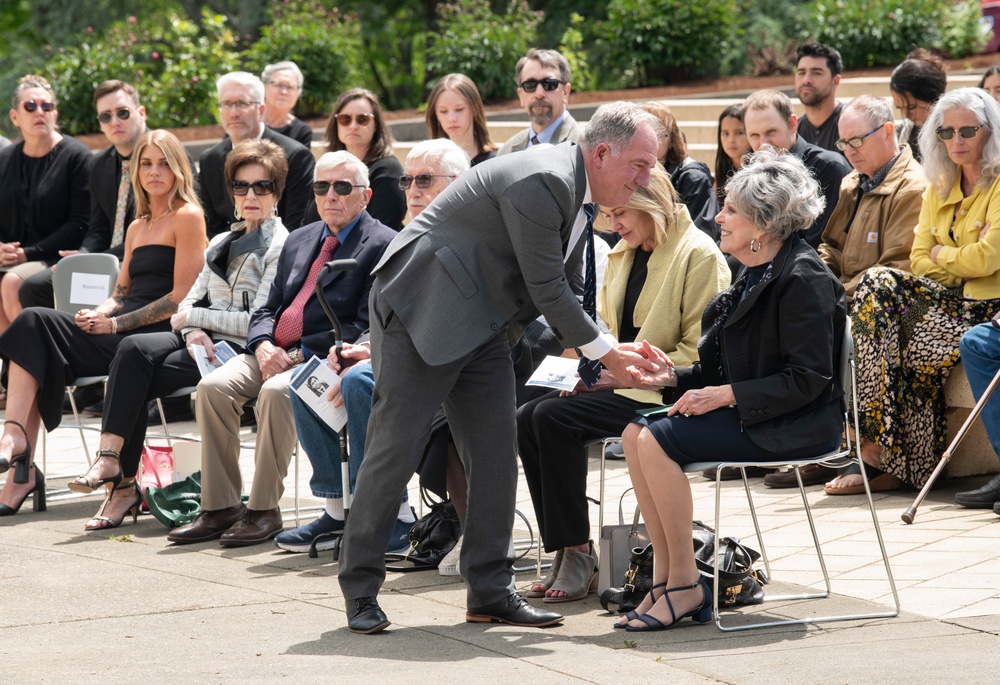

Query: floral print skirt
[[853, 267, 1000, 487]]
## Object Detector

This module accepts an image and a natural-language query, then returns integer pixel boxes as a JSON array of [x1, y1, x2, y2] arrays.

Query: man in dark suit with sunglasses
[[497, 49, 584, 156], [198, 71, 315, 238]]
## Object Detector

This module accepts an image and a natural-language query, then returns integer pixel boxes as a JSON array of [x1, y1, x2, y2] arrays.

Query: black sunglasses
[[398, 174, 455, 190], [936, 125, 984, 141], [22, 100, 55, 113], [336, 113, 372, 127], [518, 78, 565, 92], [232, 179, 276, 196], [97, 108, 131, 124], [313, 180, 366, 196]]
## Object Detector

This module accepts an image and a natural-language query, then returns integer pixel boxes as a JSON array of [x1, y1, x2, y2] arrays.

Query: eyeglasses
[[398, 174, 455, 190], [518, 78, 565, 92], [313, 180, 366, 196], [936, 125, 985, 141], [218, 100, 258, 111], [97, 108, 131, 124], [267, 82, 299, 92], [22, 100, 55, 113], [835, 123, 886, 151], [336, 113, 373, 127], [232, 179, 276, 196]]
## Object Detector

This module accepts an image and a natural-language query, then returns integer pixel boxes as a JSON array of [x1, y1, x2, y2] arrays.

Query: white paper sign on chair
[[69, 272, 111, 306]]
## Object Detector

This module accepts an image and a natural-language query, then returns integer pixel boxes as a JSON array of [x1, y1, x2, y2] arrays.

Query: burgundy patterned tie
[[273, 235, 339, 349]]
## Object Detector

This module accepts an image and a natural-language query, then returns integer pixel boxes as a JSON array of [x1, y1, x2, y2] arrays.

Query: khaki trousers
[[195, 353, 296, 511]]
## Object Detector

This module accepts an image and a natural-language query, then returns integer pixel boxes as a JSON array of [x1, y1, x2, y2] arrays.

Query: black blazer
[[197, 127, 315, 238], [247, 211, 396, 358], [791, 137, 852, 249], [672, 234, 847, 453]]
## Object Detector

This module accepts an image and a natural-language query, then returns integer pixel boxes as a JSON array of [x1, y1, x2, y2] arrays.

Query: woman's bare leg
[[0, 362, 41, 508]]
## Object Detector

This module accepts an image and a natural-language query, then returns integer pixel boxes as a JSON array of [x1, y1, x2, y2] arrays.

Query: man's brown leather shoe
[[167, 504, 246, 544], [218, 507, 283, 547]]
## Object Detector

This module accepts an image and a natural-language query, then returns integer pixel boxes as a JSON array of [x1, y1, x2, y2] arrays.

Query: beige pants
[[195, 353, 296, 511]]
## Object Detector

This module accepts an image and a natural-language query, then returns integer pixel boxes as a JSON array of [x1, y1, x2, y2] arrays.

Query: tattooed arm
[[75, 219, 138, 334]]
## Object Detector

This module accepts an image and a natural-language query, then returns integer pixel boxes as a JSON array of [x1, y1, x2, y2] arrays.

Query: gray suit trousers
[[339, 285, 518, 608]]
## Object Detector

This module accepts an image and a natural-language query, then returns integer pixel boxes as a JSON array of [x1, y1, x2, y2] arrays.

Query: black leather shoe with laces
[[346, 596, 390, 634], [466, 592, 564, 627]]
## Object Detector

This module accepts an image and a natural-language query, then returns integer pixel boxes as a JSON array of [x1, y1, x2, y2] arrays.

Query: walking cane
[[307, 258, 358, 557], [902, 364, 1000, 524]]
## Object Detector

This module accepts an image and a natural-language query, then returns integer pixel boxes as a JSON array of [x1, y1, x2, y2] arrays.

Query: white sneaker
[[438, 534, 463, 576]]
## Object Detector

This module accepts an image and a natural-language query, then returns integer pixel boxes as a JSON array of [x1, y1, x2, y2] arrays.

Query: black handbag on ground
[[599, 542, 654, 613], [384, 490, 462, 572]]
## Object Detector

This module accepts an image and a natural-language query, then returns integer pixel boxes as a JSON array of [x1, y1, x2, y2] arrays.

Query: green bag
[[145, 472, 203, 529]]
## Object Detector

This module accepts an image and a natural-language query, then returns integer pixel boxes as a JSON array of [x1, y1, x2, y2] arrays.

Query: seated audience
[[498, 48, 583, 155], [795, 41, 844, 154], [714, 103, 751, 204], [67, 139, 288, 530], [618, 149, 845, 631], [981, 66, 1000, 105], [743, 89, 851, 248], [167, 150, 396, 547], [0, 130, 205, 517], [0, 74, 91, 337], [639, 102, 720, 242], [890, 48, 947, 163], [303, 88, 406, 229], [199, 71, 314, 237], [517, 166, 730, 603], [261, 61, 313, 147], [826, 88, 1000, 495], [955, 322, 1000, 510], [425, 73, 498, 166]]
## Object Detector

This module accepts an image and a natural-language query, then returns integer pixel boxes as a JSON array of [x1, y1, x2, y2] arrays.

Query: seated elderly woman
[[516, 165, 731, 603], [66, 139, 288, 530], [261, 61, 313, 147], [826, 87, 1000, 496], [0, 75, 92, 338], [618, 149, 846, 631], [274, 138, 471, 555], [0, 130, 206, 517]]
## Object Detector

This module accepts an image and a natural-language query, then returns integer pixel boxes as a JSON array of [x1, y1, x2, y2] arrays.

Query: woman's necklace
[[146, 207, 174, 230]]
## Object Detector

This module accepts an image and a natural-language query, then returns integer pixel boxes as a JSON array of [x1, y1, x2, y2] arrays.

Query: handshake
[[584, 341, 676, 394]]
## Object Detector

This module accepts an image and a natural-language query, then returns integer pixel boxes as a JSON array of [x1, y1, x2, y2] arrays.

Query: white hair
[[261, 61, 304, 89], [315, 151, 369, 187], [405, 138, 470, 177], [919, 87, 1000, 198], [216, 72, 265, 104], [580, 101, 664, 156]]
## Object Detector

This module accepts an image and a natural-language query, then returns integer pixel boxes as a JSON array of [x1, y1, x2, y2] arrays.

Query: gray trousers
[[339, 285, 517, 608]]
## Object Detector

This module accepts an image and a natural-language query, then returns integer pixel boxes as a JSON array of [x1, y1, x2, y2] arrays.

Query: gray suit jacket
[[497, 112, 585, 156], [374, 142, 601, 366]]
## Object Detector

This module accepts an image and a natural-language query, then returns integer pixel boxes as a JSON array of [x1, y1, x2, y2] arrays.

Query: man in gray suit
[[497, 48, 584, 156], [339, 101, 662, 634]]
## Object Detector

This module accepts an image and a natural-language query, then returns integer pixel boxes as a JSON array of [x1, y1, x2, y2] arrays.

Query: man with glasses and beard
[[167, 151, 395, 547], [198, 71, 314, 237], [498, 49, 584, 155]]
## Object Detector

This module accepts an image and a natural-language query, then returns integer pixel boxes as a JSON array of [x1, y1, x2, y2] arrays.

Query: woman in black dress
[[261, 61, 313, 147], [425, 73, 498, 167], [0, 130, 206, 521]]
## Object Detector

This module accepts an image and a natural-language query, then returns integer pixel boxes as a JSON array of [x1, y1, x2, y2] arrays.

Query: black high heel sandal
[[625, 577, 713, 632], [0, 420, 33, 485], [67, 449, 123, 494], [0, 464, 45, 516], [613, 582, 667, 629], [84, 479, 141, 531]]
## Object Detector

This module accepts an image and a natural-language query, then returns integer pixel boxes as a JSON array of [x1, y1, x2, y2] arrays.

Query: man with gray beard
[[498, 48, 584, 155]]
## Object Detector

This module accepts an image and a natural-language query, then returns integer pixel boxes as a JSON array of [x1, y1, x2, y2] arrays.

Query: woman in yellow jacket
[[516, 166, 731, 603], [827, 87, 1000, 495]]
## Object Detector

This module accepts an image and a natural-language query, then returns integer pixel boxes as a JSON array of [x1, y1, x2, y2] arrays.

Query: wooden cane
[[902, 364, 1000, 524]]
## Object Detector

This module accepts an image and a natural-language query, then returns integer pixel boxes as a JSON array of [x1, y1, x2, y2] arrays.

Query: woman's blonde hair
[[130, 130, 200, 218], [597, 165, 678, 248]]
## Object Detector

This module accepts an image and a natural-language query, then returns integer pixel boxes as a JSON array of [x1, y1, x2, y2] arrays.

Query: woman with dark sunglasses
[[0, 75, 92, 345], [57, 138, 288, 530], [302, 88, 405, 229], [826, 88, 1000, 497]]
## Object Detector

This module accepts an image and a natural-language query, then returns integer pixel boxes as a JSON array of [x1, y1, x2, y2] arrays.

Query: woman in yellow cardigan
[[826, 87, 1000, 495], [516, 166, 731, 603]]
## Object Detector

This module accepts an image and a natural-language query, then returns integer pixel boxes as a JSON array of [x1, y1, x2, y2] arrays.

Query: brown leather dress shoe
[[167, 504, 246, 544], [763, 464, 839, 489], [218, 507, 283, 547]]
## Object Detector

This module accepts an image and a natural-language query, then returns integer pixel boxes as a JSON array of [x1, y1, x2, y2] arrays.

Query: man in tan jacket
[[766, 93, 927, 489]]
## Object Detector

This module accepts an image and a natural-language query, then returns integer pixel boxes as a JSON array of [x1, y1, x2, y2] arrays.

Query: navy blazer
[[247, 211, 396, 358]]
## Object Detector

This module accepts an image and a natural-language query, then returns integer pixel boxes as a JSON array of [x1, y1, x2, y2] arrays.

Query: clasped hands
[[75, 308, 114, 335]]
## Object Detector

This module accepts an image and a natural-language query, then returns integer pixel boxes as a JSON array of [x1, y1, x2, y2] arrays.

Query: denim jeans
[[960, 323, 1000, 461], [290, 362, 406, 502]]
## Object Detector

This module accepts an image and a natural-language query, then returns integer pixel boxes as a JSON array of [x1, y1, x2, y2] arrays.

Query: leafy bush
[[426, 0, 544, 103], [45, 9, 239, 136], [558, 13, 596, 92], [602, 0, 737, 85], [803, 0, 985, 69], [242, 0, 365, 119]]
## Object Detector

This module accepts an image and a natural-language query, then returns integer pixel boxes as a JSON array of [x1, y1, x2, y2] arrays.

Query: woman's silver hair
[[261, 61, 304, 89], [724, 148, 825, 241], [580, 101, 664, 156], [919, 87, 1000, 198], [405, 138, 470, 177], [314, 150, 369, 187]]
